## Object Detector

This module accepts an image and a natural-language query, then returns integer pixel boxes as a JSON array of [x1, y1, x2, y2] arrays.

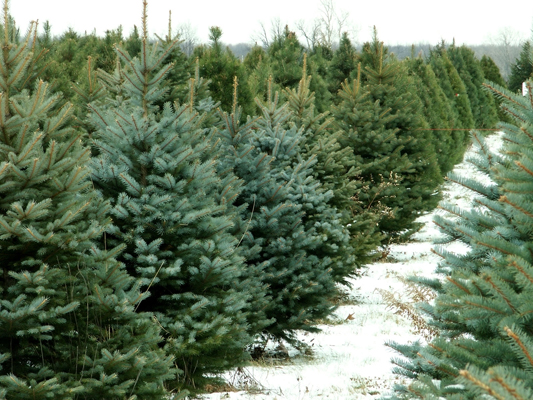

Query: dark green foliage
[[267, 26, 305, 90], [0, 16, 176, 400], [334, 34, 442, 241], [42, 28, 123, 104], [194, 27, 254, 117], [480, 55, 507, 87], [386, 81, 533, 399], [88, 31, 252, 391], [243, 45, 275, 114], [328, 32, 358, 95], [284, 59, 378, 267], [404, 56, 458, 175], [306, 45, 333, 113], [508, 40, 532, 93], [428, 46, 474, 132], [480, 54, 511, 123], [448, 44, 499, 129]]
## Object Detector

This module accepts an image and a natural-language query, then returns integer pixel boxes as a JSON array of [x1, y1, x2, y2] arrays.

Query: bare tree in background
[[296, 0, 358, 50], [253, 17, 285, 48], [295, 18, 322, 49], [176, 22, 199, 57], [485, 26, 525, 79]]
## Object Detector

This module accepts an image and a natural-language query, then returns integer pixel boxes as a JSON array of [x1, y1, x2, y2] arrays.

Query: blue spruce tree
[[216, 80, 351, 344], [0, 7, 176, 399], [87, 5, 251, 392]]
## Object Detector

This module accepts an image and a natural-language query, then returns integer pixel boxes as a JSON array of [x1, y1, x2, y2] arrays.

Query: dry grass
[[376, 273, 438, 341]]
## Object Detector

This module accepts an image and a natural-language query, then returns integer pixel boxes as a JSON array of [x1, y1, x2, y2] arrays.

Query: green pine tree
[[480, 54, 510, 123], [404, 55, 458, 175], [284, 57, 380, 267], [448, 44, 499, 129], [327, 32, 358, 96], [508, 40, 532, 93], [243, 45, 275, 113], [428, 45, 473, 159], [267, 26, 305, 90], [88, 11, 252, 392], [0, 9, 177, 399], [194, 26, 254, 117], [334, 32, 442, 241]]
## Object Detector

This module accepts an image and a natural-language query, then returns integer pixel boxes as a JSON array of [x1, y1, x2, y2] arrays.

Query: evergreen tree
[[385, 80, 533, 399], [243, 45, 274, 112], [480, 55, 507, 88], [195, 26, 254, 117], [429, 45, 474, 131], [480, 54, 511, 123], [216, 82, 346, 343], [284, 59, 379, 266], [88, 14, 252, 391], [404, 56, 457, 175], [0, 12, 176, 399], [428, 46, 473, 159], [306, 44, 333, 113], [448, 44, 499, 129], [508, 40, 532, 93], [267, 26, 305, 90], [334, 33, 442, 240], [328, 32, 358, 95]]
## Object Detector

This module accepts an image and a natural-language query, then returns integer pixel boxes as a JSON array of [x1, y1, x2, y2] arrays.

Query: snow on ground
[[202, 133, 503, 400]]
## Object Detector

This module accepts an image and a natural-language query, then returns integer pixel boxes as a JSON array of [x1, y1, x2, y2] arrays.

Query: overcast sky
[[9, 0, 533, 46]]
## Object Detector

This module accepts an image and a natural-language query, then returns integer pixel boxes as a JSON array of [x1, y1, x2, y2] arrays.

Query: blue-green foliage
[[88, 35, 252, 390], [216, 87, 352, 343], [0, 18, 175, 400]]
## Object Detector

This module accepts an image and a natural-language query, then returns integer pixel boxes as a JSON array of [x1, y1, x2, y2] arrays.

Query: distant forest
[[225, 42, 521, 80]]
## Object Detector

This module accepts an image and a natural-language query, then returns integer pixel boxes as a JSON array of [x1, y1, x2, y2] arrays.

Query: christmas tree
[[88, 5, 251, 391], [508, 40, 532, 93], [284, 57, 380, 266], [385, 80, 533, 399], [327, 32, 358, 96], [480, 54, 510, 123], [428, 45, 474, 132], [0, 7, 176, 399], [448, 44, 499, 129], [404, 55, 457, 175], [194, 26, 254, 117], [216, 80, 346, 343], [333, 32, 442, 241]]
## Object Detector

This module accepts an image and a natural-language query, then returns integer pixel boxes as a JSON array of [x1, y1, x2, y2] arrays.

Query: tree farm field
[[202, 133, 503, 400]]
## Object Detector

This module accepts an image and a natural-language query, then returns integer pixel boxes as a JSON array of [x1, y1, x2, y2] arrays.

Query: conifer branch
[[446, 277, 472, 294], [500, 195, 533, 219], [459, 370, 507, 400], [484, 275, 515, 312], [514, 161, 533, 179], [505, 326, 533, 369], [464, 300, 506, 314], [416, 352, 458, 377], [47, 103, 74, 134], [509, 260, 533, 286], [476, 240, 513, 255]]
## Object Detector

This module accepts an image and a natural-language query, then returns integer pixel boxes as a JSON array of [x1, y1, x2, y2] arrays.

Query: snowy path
[[202, 133, 502, 400]]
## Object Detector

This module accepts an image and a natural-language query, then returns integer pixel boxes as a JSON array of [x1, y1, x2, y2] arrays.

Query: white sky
[[9, 0, 533, 46]]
